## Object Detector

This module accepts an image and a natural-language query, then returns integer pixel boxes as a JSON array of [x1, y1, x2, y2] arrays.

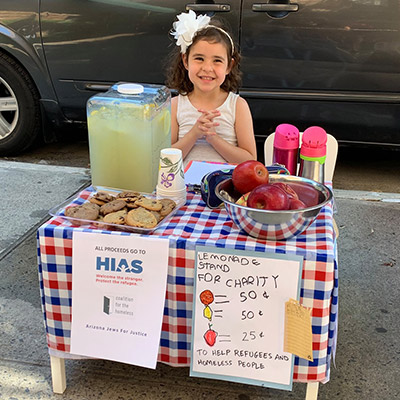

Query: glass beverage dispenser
[[87, 82, 171, 192]]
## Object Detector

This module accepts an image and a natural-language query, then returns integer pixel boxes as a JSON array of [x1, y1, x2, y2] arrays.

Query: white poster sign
[[70, 231, 169, 368], [190, 246, 303, 390]]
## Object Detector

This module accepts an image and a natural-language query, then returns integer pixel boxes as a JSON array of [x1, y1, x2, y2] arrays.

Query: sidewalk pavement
[[0, 161, 90, 258], [0, 161, 399, 400]]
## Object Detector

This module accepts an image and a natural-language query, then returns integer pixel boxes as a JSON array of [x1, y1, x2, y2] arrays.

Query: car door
[[40, 0, 241, 121], [239, 0, 400, 145]]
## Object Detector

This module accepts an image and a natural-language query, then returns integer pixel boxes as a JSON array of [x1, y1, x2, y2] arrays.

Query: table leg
[[305, 382, 319, 400], [50, 355, 66, 394]]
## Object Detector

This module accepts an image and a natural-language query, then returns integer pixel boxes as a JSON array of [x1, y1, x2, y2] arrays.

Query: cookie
[[116, 191, 141, 199], [126, 207, 158, 228], [135, 198, 162, 211], [89, 191, 115, 205], [149, 210, 162, 223], [94, 214, 107, 229], [82, 202, 101, 212], [115, 191, 143, 208], [100, 199, 127, 215], [124, 200, 139, 209], [103, 209, 128, 225], [65, 204, 99, 221], [159, 198, 176, 217]]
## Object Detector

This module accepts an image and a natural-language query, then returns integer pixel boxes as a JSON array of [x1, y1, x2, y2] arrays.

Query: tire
[[0, 52, 41, 155]]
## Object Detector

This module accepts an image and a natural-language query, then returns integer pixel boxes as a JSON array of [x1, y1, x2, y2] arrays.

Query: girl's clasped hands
[[195, 109, 221, 139]]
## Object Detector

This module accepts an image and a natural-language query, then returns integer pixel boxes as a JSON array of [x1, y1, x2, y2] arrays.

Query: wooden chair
[[264, 132, 338, 181]]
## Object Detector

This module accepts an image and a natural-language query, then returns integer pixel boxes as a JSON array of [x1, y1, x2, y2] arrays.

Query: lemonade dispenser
[[87, 82, 171, 192]]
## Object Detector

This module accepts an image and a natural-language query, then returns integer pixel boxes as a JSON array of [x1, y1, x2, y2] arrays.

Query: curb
[[333, 189, 400, 203], [0, 160, 90, 175]]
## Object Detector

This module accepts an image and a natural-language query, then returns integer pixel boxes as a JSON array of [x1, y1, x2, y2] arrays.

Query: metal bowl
[[215, 175, 333, 240]]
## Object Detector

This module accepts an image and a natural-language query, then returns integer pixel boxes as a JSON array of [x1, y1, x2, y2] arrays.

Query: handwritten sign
[[190, 246, 303, 391], [70, 231, 169, 368]]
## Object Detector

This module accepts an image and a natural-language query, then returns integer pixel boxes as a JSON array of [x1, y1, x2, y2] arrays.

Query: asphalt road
[[1, 129, 400, 193]]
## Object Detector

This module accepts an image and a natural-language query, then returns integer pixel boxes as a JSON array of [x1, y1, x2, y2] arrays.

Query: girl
[[165, 11, 257, 166]]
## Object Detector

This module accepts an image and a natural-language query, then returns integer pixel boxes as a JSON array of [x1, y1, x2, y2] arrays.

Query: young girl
[[165, 11, 257, 166]]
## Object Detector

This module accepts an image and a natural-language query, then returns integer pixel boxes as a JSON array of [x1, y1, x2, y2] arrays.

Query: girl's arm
[[171, 96, 220, 159], [206, 96, 257, 163], [170, 96, 180, 146]]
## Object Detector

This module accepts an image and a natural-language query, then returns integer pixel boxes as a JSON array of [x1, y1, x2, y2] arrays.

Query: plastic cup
[[156, 148, 186, 201], [156, 185, 187, 202]]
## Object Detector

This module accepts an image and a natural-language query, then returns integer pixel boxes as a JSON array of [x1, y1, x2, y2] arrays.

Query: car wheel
[[0, 52, 41, 155]]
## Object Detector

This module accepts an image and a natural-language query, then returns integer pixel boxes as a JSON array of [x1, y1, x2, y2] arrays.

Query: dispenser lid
[[87, 82, 171, 111], [300, 126, 327, 158], [117, 83, 144, 95]]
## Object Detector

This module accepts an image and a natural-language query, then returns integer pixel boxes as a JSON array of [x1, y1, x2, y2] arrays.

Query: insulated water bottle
[[298, 126, 327, 183], [272, 123, 300, 175]]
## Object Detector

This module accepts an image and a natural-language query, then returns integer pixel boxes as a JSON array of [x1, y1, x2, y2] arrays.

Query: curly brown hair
[[165, 23, 242, 95]]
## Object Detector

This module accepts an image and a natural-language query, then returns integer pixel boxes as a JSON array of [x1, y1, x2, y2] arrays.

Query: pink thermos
[[272, 124, 300, 175]]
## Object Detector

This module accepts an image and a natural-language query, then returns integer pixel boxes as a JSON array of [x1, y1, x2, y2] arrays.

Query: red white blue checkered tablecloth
[[37, 187, 338, 383]]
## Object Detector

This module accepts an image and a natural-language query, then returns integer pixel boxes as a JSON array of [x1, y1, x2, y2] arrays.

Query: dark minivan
[[1, 0, 399, 155]]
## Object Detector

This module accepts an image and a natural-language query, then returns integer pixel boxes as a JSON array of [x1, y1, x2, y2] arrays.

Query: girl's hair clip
[[171, 10, 234, 55]]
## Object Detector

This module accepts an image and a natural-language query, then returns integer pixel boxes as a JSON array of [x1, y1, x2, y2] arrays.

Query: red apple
[[247, 184, 290, 210], [232, 160, 269, 194], [289, 198, 307, 210], [288, 182, 320, 207], [271, 182, 299, 200]]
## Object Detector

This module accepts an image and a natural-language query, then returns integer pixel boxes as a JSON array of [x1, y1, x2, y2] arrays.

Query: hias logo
[[96, 257, 143, 274]]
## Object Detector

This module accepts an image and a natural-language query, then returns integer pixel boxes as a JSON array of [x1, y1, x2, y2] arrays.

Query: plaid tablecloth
[[37, 187, 338, 383]]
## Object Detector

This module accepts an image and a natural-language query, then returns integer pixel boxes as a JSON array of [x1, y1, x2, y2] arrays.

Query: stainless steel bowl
[[215, 175, 333, 240]]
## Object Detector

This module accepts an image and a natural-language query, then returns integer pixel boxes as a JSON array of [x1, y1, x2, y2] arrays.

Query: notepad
[[184, 160, 234, 185], [284, 298, 313, 361]]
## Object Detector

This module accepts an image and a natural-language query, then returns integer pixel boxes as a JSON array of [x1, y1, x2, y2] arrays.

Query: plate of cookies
[[49, 188, 184, 233]]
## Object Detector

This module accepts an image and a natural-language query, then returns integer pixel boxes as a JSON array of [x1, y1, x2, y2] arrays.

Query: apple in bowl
[[271, 182, 298, 200], [232, 160, 269, 194], [214, 175, 333, 240], [247, 184, 290, 210]]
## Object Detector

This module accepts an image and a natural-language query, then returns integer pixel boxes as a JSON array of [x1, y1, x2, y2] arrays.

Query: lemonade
[[87, 84, 171, 192]]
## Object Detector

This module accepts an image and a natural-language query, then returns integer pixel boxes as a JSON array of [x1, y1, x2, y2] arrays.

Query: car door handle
[[252, 3, 299, 12], [186, 3, 231, 12]]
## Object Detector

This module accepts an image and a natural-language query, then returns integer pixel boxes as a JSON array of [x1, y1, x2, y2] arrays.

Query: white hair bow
[[171, 10, 211, 54]]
